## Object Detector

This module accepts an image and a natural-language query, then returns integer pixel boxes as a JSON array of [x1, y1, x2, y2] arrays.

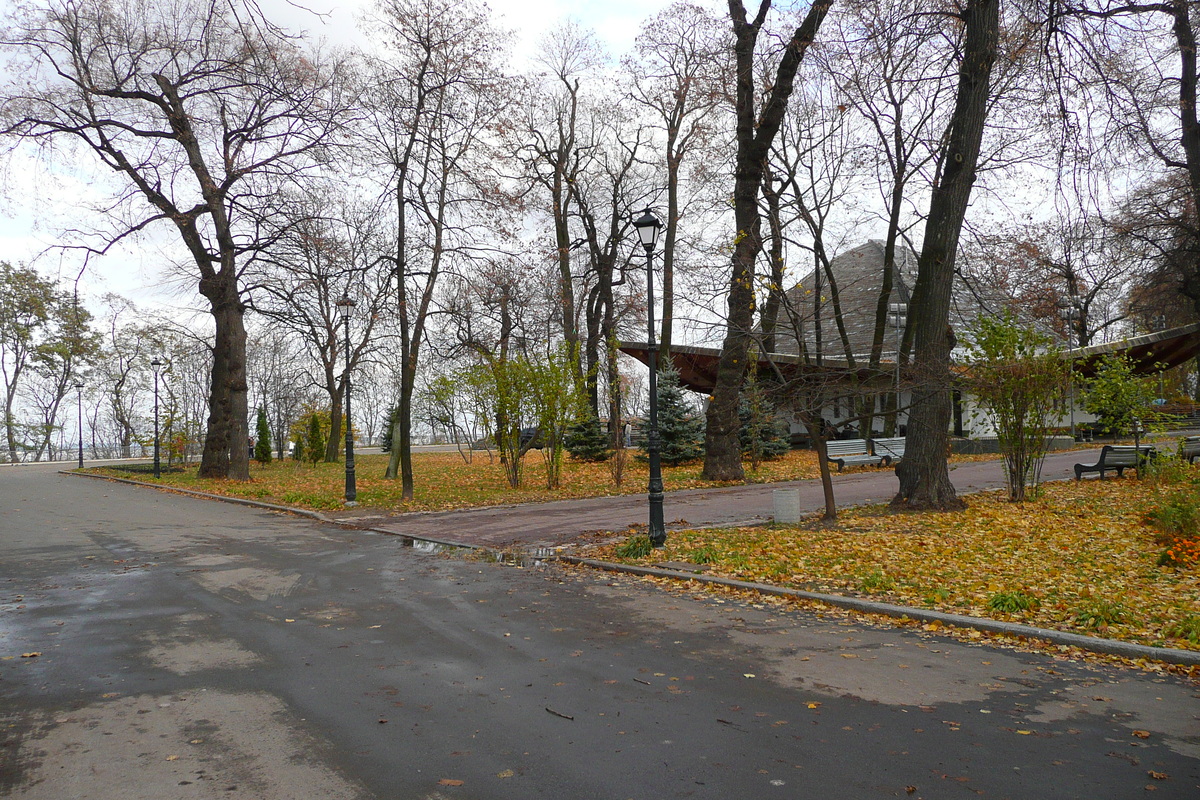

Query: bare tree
[[248, 190, 390, 461], [628, 1, 731, 361], [702, 0, 834, 482], [359, 0, 513, 499], [0, 0, 353, 478], [893, 0, 1000, 511]]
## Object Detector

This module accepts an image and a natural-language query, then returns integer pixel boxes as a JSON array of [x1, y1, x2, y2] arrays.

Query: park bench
[[1181, 436, 1200, 464], [825, 439, 885, 472], [871, 437, 906, 466], [1073, 445, 1156, 480]]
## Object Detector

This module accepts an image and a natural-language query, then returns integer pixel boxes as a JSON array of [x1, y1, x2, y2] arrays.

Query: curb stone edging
[[63, 469, 1200, 669], [561, 556, 1200, 669]]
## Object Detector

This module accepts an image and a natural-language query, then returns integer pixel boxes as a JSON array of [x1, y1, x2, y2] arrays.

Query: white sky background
[[0, 0, 699, 311]]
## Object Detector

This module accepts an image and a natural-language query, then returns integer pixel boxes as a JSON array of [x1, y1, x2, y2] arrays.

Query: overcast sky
[[0, 0, 701, 309]]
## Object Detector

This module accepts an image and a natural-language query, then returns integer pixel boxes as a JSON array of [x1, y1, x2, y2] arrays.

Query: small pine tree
[[306, 413, 325, 465], [653, 367, 704, 465], [380, 405, 402, 452], [739, 391, 789, 466], [254, 407, 273, 464], [565, 413, 610, 461]]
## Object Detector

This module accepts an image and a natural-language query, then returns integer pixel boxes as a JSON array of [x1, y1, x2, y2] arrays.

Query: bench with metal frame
[[825, 439, 885, 472], [1073, 445, 1156, 480], [871, 437, 906, 466]]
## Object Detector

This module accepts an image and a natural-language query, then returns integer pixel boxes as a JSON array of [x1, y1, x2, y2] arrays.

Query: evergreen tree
[[380, 405, 402, 452], [739, 387, 789, 466], [565, 413, 610, 462], [652, 367, 704, 465], [306, 413, 325, 465], [254, 407, 273, 464]]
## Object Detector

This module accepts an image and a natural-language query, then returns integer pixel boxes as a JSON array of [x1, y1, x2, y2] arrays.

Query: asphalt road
[[1, 463, 1198, 799]]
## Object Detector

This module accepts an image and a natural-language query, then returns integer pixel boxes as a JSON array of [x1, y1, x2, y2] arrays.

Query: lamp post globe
[[335, 294, 357, 505], [631, 208, 666, 547]]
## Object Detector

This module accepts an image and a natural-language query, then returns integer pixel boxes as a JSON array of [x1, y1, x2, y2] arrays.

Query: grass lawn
[[583, 477, 1200, 654]]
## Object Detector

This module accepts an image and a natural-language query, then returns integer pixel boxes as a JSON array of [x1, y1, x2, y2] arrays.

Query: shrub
[[615, 533, 653, 559], [987, 590, 1039, 614], [1074, 600, 1127, 629], [1142, 457, 1200, 568], [858, 570, 895, 593], [1165, 615, 1200, 644]]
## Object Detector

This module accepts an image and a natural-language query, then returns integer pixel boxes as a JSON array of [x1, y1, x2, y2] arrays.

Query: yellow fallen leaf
[[166, 755, 179, 761], [1016, 730, 1033, 735], [20, 652, 41, 658], [807, 702, 821, 709], [497, 769, 514, 779], [284, 619, 295, 623], [743, 673, 755, 678]]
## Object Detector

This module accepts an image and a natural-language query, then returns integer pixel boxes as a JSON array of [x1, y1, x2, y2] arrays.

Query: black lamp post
[[336, 294, 357, 505], [74, 382, 84, 469], [632, 208, 666, 547], [889, 301, 907, 400], [151, 359, 163, 478]]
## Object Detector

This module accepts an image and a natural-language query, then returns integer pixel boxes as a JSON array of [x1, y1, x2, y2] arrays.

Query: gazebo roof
[[620, 323, 1200, 394]]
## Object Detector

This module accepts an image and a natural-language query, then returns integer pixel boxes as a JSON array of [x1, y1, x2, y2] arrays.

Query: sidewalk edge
[[561, 556, 1200, 668]]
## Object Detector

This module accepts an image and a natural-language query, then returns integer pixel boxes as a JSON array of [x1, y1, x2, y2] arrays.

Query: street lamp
[[889, 302, 907, 432], [74, 382, 84, 469], [151, 359, 163, 478], [632, 208, 665, 548], [336, 294, 357, 506]]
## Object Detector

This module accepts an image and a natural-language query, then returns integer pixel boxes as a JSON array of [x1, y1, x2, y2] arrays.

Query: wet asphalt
[[0, 462, 1198, 799]]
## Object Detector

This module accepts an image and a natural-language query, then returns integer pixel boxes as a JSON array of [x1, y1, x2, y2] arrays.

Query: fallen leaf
[[497, 769, 514, 779], [20, 652, 41, 658], [1132, 730, 1151, 739], [1147, 771, 1168, 780], [438, 779, 463, 786], [743, 673, 755, 678], [166, 755, 179, 761], [807, 702, 821, 709]]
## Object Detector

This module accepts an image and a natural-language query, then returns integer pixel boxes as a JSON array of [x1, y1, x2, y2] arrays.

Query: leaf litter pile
[[584, 478, 1200, 655]]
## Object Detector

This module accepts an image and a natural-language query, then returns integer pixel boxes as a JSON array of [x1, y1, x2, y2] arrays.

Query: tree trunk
[[892, 0, 998, 511], [198, 283, 249, 480], [703, 0, 833, 482]]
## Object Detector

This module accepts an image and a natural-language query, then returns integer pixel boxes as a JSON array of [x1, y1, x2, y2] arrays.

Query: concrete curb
[[64, 469, 1200, 669], [561, 557, 1200, 668]]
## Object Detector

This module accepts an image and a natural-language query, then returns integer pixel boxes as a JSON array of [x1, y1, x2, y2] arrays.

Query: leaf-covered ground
[[582, 477, 1200, 653], [90, 449, 828, 511]]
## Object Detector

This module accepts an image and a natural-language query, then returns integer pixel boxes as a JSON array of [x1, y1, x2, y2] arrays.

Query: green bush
[[987, 589, 1039, 614], [1073, 600, 1127, 629], [1165, 615, 1200, 644], [615, 533, 653, 559]]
